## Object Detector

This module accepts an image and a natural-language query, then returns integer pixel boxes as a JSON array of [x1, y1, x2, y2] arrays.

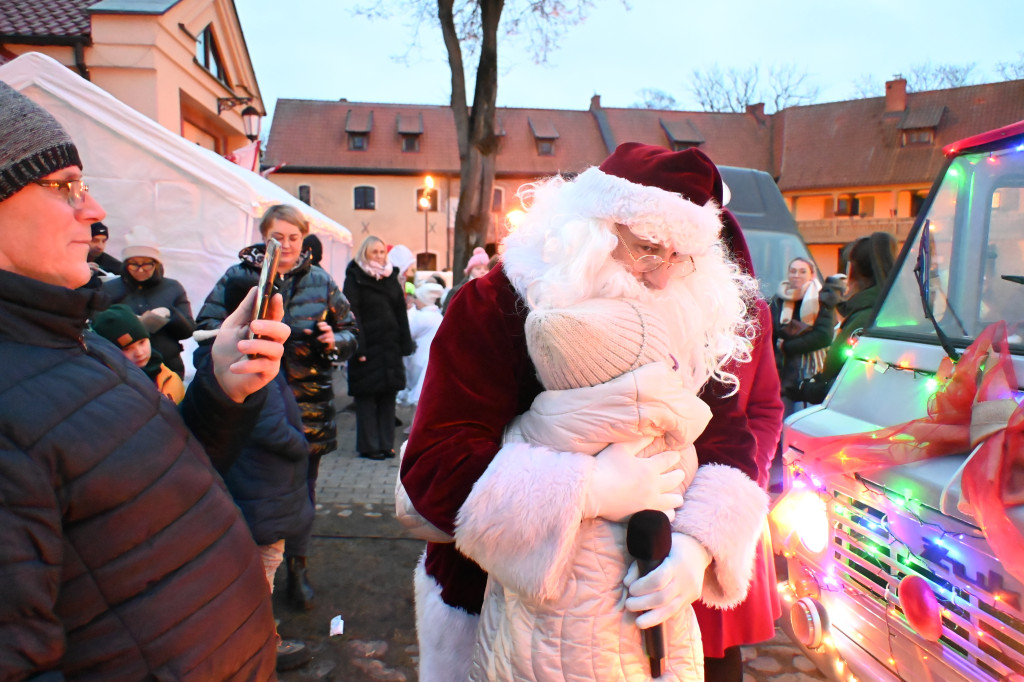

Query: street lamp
[[241, 105, 262, 142], [418, 175, 434, 269]]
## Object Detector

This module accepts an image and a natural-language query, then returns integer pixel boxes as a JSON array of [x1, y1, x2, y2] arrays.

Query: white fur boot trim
[[415, 553, 479, 682]]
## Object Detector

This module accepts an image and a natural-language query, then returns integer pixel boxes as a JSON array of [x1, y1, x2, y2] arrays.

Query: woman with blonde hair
[[343, 235, 414, 460]]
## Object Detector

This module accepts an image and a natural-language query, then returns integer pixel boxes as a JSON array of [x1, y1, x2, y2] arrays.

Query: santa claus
[[399, 143, 770, 681]]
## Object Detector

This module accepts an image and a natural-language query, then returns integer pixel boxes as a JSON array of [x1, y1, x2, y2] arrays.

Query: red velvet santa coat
[[692, 214, 784, 656], [401, 261, 767, 679]]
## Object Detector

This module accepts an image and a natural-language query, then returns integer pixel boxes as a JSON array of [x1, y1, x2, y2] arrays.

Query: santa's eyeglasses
[[615, 226, 695, 276]]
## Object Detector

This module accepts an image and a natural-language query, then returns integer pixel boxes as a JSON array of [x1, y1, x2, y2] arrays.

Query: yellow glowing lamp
[[769, 484, 829, 555]]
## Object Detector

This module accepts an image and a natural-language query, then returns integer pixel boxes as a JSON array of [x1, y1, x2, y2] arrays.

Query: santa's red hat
[[567, 142, 724, 255]]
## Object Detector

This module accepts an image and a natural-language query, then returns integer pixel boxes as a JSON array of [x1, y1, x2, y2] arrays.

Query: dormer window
[[196, 25, 227, 86], [660, 118, 704, 152], [349, 133, 368, 151], [898, 105, 944, 147], [528, 117, 558, 157], [345, 109, 373, 152], [901, 129, 934, 146], [397, 113, 424, 153]]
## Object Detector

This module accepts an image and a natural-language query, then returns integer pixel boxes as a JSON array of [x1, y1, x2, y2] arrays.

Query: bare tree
[[851, 73, 883, 99], [767, 64, 821, 111], [906, 60, 977, 92], [689, 63, 817, 113], [634, 88, 678, 110], [690, 64, 760, 112], [995, 52, 1024, 80], [355, 0, 611, 280]]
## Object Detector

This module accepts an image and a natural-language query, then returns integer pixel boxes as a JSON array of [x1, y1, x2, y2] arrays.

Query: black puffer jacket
[[343, 259, 414, 396], [102, 265, 196, 377], [0, 269, 276, 680], [197, 243, 358, 456]]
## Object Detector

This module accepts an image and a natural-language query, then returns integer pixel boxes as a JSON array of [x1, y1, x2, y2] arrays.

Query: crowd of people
[[0, 77, 907, 681]]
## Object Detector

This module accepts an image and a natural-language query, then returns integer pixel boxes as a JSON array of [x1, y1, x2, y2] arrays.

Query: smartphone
[[249, 237, 281, 339]]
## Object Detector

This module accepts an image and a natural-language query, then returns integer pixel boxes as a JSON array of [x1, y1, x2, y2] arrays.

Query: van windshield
[[874, 146, 1024, 346]]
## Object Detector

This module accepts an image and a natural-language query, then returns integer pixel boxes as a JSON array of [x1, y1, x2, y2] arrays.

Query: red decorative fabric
[[796, 321, 1024, 583]]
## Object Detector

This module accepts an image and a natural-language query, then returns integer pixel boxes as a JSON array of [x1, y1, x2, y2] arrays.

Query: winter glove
[[623, 532, 711, 629], [582, 437, 685, 523], [819, 275, 846, 309], [140, 306, 171, 333]]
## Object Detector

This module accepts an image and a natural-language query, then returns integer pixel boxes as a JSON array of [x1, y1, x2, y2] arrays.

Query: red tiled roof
[[776, 80, 1024, 191], [263, 100, 612, 179], [265, 79, 1024, 194], [599, 107, 772, 171], [0, 0, 96, 39]]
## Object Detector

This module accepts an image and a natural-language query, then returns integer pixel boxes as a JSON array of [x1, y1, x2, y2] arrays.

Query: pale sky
[[235, 0, 1024, 128]]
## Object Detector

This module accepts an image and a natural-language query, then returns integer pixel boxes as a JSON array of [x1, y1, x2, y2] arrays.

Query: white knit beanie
[[526, 298, 671, 390]]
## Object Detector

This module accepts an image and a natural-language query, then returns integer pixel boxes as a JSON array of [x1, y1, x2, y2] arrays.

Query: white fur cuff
[[454, 442, 591, 600], [414, 554, 478, 682], [673, 463, 769, 609]]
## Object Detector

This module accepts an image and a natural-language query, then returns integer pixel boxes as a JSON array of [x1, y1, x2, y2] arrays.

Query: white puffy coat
[[464, 363, 709, 681]]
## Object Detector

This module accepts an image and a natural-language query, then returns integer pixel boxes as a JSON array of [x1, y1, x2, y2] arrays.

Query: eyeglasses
[[31, 179, 90, 209], [615, 228, 696, 276], [125, 261, 157, 271]]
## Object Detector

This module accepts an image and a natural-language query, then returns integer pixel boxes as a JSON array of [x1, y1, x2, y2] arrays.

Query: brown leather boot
[[286, 556, 314, 611]]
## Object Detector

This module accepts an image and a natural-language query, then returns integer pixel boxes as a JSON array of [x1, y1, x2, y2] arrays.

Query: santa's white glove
[[583, 437, 684, 523], [623, 532, 711, 629]]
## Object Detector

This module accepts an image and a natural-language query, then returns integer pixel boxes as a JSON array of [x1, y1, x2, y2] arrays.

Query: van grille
[[829, 489, 1024, 679]]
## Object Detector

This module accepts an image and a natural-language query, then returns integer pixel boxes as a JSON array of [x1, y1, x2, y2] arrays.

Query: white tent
[[0, 51, 353, 313]]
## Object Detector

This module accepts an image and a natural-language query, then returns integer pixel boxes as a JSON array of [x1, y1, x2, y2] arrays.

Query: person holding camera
[[770, 257, 838, 412], [196, 204, 358, 611], [787, 232, 897, 405]]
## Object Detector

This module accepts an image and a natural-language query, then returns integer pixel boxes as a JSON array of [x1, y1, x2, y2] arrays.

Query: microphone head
[[626, 510, 672, 562]]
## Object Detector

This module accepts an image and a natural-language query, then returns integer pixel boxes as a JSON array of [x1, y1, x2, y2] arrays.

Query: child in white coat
[[459, 296, 714, 681]]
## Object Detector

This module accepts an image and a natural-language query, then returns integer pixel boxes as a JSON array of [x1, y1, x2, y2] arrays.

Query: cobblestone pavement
[[280, 397, 828, 681]]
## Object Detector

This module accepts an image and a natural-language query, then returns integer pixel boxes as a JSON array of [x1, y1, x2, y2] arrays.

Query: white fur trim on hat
[[568, 166, 723, 256]]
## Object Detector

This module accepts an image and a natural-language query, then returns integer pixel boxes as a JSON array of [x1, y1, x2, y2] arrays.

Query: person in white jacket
[[465, 296, 712, 681], [399, 282, 445, 406]]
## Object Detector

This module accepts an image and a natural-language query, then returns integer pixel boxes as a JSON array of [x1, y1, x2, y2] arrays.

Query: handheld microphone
[[626, 509, 672, 678]]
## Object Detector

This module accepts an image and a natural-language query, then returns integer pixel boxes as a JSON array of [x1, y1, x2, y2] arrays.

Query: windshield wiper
[[913, 220, 962, 362]]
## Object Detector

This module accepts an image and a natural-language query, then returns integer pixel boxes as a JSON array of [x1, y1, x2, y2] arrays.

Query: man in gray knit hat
[[0, 81, 291, 678]]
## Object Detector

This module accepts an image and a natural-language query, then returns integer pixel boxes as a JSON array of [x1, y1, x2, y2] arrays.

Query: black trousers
[[354, 392, 398, 455]]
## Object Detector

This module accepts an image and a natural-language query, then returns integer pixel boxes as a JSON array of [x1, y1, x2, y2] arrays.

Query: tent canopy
[[0, 52, 353, 312]]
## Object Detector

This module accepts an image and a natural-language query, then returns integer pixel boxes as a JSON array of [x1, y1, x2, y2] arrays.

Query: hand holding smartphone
[[250, 237, 281, 341]]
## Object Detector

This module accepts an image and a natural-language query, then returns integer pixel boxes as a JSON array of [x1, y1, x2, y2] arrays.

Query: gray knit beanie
[[0, 81, 82, 203], [526, 298, 672, 390]]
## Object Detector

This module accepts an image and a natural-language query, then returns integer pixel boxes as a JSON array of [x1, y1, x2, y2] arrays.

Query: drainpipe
[[72, 39, 90, 80]]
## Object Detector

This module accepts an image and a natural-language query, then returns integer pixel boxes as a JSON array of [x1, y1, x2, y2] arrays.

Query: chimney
[[885, 78, 907, 113], [590, 94, 602, 110], [746, 102, 765, 120]]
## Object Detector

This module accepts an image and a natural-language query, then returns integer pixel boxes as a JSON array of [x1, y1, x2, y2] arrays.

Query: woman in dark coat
[[343, 235, 414, 460], [102, 242, 195, 377], [196, 204, 357, 611]]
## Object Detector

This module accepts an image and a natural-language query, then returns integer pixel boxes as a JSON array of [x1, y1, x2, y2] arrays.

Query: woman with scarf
[[770, 257, 835, 411], [344, 235, 414, 460]]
